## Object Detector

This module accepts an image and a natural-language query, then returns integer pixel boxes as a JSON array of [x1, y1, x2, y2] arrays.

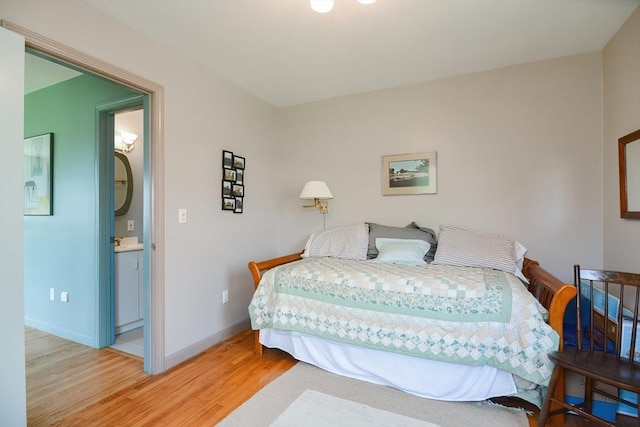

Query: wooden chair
[[538, 265, 640, 426]]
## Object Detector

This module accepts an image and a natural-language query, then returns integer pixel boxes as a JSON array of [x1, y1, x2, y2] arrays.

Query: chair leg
[[584, 376, 593, 415], [552, 365, 566, 423], [538, 366, 562, 427]]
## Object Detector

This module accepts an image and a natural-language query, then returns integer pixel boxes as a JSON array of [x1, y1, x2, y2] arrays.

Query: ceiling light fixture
[[310, 0, 375, 14], [310, 0, 334, 13]]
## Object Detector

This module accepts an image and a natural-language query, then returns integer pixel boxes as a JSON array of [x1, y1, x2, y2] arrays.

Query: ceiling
[[33, 1, 640, 107], [25, 53, 82, 94]]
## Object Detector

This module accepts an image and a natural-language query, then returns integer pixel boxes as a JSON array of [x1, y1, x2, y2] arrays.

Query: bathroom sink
[[115, 237, 143, 252]]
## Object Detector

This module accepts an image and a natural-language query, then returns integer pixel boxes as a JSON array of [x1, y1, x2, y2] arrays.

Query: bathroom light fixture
[[114, 131, 138, 153], [310, 0, 375, 13], [299, 181, 334, 214]]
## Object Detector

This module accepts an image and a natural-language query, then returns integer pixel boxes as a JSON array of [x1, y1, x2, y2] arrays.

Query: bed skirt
[[259, 328, 517, 402]]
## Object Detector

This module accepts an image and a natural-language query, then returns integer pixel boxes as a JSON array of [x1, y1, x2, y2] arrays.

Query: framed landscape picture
[[382, 151, 437, 196]]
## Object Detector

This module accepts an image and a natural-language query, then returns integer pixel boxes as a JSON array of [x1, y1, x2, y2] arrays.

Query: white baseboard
[[116, 319, 143, 335], [163, 319, 251, 371], [25, 317, 95, 348]]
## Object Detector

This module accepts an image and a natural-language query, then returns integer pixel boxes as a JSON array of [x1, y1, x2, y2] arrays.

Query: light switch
[[127, 220, 135, 231], [178, 208, 187, 224]]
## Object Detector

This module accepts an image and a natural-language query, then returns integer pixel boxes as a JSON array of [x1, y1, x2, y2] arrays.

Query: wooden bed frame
[[248, 253, 576, 403]]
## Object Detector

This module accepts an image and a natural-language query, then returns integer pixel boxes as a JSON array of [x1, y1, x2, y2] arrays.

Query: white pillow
[[371, 238, 430, 266], [433, 226, 528, 281], [301, 223, 368, 260]]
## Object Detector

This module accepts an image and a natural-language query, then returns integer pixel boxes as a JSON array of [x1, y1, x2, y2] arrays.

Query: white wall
[[0, 1, 280, 362], [603, 6, 640, 273], [277, 53, 604, 282], [0, 25, 26, 427]]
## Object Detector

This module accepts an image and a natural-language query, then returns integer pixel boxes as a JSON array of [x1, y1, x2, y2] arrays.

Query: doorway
[[24, 53, 148, 353], [7, 19, 166, 374], [111, 108, 145, 357]]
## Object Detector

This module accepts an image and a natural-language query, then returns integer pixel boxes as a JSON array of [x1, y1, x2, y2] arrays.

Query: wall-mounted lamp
[[114, 131, 138, 153], [299, 181, 333, 214]]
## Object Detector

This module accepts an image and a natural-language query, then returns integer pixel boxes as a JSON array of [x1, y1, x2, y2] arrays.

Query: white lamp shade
[[299, 181, 334, 200], [121, 132, 138, 145]]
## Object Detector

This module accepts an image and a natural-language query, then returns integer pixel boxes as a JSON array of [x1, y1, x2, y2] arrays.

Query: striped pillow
[[433, 226, 520, 276], [301, 223, 369, 260]]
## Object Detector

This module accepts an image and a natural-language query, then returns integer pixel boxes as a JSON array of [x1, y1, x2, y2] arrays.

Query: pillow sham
[[433, 225, 528, 281], [366, 222, 438, 262], [301, 223, 368, 260], [371, 238, 430, 266]]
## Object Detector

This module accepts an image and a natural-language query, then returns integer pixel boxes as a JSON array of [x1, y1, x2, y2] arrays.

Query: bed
[[247, 224, 576, 406]]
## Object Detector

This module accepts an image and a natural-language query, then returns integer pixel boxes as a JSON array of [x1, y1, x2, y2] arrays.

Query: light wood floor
[[26, 326, 632, 426]]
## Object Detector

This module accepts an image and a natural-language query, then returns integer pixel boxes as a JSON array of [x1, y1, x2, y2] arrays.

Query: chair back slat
[[625, 285, 640, 363]]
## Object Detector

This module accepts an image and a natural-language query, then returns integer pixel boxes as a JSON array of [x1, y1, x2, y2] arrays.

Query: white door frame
[[1, 20, 166, 374], [0, 25, 27, 427]]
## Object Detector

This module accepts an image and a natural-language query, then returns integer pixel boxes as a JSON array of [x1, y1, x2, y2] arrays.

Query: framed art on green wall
[[24, 133, 53, 215]]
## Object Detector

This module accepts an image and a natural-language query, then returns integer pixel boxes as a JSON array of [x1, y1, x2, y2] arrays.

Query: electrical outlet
[[127, 220, 134, 231], [222, 290, 229, 304], [61, 291, 69, 303], [50, 288, 55, 301]]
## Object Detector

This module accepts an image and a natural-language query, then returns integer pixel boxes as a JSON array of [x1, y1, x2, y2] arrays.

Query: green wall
[[24, 74, 139, 346]]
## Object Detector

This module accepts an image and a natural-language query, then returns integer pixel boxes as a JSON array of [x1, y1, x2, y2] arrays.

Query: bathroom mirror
[[115, 152, 133, 216], [619, 129, 640, 219]]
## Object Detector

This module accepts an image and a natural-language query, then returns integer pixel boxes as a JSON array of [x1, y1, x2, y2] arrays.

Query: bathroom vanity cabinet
[[115, 249, 143, 333]]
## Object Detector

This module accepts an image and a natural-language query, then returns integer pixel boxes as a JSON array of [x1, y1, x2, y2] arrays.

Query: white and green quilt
[[249, 257, 559, 389]]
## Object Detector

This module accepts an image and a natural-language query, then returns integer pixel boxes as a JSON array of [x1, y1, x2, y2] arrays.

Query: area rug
[[217, 363, 528, 427]]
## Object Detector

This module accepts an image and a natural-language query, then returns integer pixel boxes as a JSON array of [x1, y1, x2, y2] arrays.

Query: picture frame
[[232, 184, 244, 197], [222, 197, 235, 211], [221, 149, 245, 213], [222, 150, 233, 169], [381, 151, 437, 196], [24, 133, 53, 215], [224, 168, 237, 182], [222, 180, 233, 197], [233, 155, 245, 170], [234, 196, 243, 214]]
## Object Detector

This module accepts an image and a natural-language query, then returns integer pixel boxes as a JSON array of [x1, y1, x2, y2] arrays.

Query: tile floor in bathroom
[[111, 327, 143, 357]]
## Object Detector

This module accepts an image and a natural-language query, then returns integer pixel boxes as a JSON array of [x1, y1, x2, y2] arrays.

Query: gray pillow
[[366, 222, 438, 263]]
